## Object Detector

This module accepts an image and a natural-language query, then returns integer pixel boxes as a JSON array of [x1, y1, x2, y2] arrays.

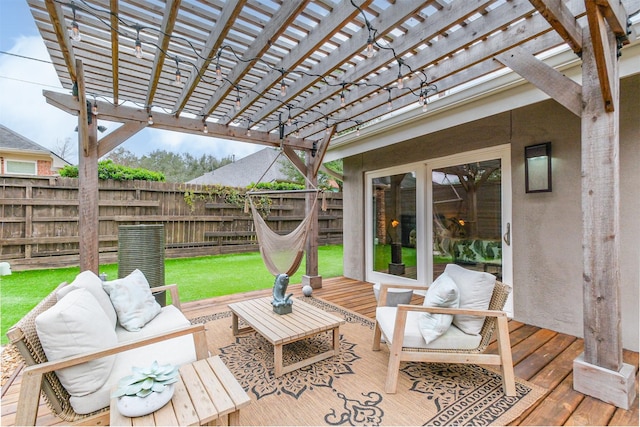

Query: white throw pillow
[[36, 288, 117, 397], [418, 272, 459, 344], [102, 269, 162, 332], [57, 270, 118, 328], [444, 264, 496, 335]]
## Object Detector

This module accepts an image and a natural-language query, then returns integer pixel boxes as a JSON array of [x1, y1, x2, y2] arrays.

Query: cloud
[[1, 36, 264, 165]]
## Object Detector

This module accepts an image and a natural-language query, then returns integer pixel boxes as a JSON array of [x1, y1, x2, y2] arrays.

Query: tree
[[53, 137, 75, 161], [104, 147, 139, 167], [278, 151, 343, 191]]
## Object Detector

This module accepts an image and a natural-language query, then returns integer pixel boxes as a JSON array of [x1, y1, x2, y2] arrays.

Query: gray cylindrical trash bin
[[118, 224, 166, 306]]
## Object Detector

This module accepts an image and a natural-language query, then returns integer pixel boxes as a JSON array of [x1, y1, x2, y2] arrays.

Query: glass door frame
[[426, 144, 513, 314], [364, 144, 513, 313], [365, 162, 427, 287]]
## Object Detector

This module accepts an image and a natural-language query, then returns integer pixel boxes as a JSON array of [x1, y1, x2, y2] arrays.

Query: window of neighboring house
[[5, 159, 37, 175]]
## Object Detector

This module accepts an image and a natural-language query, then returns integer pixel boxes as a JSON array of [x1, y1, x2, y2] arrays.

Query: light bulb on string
[[215, 64, 222, 81], [147, 114, 153, 125], [422, 99, 428, 112], [172, 57, 183, 87], [69, 5, 81, 42], [366, 35, 374, 58], [203, 122, 208, 134], [340, 92, 346, 107], [356, 126, 361, 137], [134, 39, 143, 59], [70, 21, 81, 42], [280, 80, 287, 97], [386, 89, 392, 111], [173, 70, 183, 87], [92, 100, 98, 115], [397, 72, 404, 89]]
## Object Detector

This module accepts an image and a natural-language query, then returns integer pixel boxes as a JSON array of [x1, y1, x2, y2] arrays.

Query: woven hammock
[[249, 194, 318, 276]]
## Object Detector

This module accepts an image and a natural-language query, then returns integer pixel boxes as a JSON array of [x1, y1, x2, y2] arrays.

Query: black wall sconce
[[525, 142, 552, 193]]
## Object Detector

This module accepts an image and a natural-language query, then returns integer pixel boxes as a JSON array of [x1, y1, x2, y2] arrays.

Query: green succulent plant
[[112, 361, 179, 398]]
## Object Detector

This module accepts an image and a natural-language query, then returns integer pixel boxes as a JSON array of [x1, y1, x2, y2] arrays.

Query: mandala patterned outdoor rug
[[192, 298, 545, 426]]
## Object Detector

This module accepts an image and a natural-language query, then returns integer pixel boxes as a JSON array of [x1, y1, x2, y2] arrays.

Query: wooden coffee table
[[110, 356, 250, 426], [228, 297, 345, 377]]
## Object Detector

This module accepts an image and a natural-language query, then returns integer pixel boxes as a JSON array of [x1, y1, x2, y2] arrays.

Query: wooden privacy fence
[[0, 176, 343, 271]]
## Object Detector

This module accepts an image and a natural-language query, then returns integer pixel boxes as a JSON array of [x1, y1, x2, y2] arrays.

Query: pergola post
[[302, 152, 321, 289], [76, 59, 100, 274], [573, 17, 636, 409]]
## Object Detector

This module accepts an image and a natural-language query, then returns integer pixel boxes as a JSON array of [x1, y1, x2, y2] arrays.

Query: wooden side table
[[110, 356, 251, 426]]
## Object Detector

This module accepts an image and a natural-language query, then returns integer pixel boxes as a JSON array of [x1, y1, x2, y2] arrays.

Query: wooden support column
[[76, 60, 100, 274], [302, 151, 321, 289], [302, 129, 332, 289], [573, 18, 636, 409]]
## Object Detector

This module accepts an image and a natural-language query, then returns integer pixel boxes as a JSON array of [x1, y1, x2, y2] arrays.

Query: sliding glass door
[[366, 145, 512, 312]]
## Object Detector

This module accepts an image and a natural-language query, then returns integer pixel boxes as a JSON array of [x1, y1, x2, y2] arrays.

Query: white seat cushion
[[419, 272, 459, 344], [444, 264, 496, 335], [36, 288, 117, 398], [57, 270, 118, 328], [377, 306, 481, 350], [69, 305, 197, 415]]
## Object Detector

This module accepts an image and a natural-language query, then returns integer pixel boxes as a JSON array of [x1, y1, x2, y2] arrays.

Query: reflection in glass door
[[371, 172, 417, 279], [431, 160, 503, 281]]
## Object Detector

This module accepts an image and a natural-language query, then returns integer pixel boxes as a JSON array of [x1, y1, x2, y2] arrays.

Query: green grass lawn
[[0, 245, 344, 346]]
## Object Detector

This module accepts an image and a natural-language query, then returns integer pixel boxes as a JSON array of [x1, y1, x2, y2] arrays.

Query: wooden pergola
[[26, 0, 637, 408]]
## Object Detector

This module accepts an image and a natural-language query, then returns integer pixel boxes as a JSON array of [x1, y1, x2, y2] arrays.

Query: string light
[[246, 119, 252, 137], [92, 99, 98, 115], [203, 120, 208, 133], [366, 35, 374, 58], [69, 4, 81, 42], [396, 59, 404, 89], [147, 110, 153, 125], [172, 57, 183, 87], [57, 0, 440, 140], [235, 87, 241, 111], [280, 70, 287, 97]]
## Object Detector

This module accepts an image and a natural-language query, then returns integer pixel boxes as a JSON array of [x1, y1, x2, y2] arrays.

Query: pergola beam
[[495, 45, 582, 116], [173, 0, 245, 116], [109, 0, 119, 104], [43, 0, 76, 82], [97, 121, 147, 158], [146, 0, 182, 108], [202, 0, 308, 119], [220, 0, 372, 125], [585, 0, 622, 112], [248, 0, 431, 127], [529, 0, 583, 53], [43, 91, 314, 150]]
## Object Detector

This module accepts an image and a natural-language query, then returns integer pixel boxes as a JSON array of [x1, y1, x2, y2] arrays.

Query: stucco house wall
[[342, 74, 639, 351]]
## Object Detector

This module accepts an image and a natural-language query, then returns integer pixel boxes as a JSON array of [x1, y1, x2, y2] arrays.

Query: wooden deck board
[[1, 276, 637, 426]]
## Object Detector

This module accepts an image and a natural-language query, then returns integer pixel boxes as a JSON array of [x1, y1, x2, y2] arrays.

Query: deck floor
[[2, 276, 638, 426]]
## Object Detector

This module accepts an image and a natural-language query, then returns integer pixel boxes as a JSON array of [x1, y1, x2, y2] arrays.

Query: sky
[[0, 0, 262, 165]]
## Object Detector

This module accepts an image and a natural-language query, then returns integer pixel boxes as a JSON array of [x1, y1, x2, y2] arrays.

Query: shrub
[[59, 160, 165, 181]]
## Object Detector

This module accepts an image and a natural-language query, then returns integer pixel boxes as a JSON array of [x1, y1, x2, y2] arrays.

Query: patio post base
[[302, 275, 323, 289], [573, 353, 637, 410]]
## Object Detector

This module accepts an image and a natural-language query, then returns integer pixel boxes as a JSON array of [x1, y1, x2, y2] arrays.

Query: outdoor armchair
[[372, 265, 515, 396]]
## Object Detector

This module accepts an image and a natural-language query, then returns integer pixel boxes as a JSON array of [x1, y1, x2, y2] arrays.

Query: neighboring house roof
[[187, 148, 290, 187], [0, 124, 71, 169]]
